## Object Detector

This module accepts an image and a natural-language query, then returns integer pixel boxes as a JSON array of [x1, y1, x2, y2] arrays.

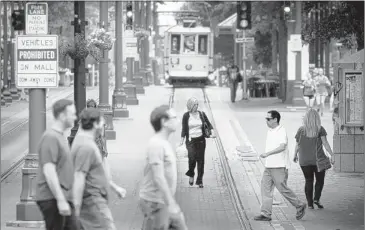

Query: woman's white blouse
[[188, 113, 203, 138]]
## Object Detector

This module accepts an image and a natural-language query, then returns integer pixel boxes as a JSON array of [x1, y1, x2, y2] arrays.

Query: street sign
[[26, 2, 48, 35], [289, 34, 302, 52], [124, 37, 138, 61], [235, 37, 254, 43], [16, 35, 58, 88]]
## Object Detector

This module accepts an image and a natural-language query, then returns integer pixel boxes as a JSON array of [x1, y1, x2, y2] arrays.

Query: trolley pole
[[242, 30, 248, 100]]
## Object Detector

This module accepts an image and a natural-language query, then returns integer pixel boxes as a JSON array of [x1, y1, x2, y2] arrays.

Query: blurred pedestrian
[[35, 99, 78, 230], [139, 105, 188, 230], [72, 108, 126, 230], [180, 97, 215, 188], [302, 72, 316, 108], [314, 68, 331, 116], [293, 108, 334, 209], [254, 110, 306, 221], [227, 64, 243, 103]]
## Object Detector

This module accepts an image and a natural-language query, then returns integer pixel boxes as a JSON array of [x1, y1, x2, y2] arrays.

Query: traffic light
[[11, 10, 25, 31], [126, 2, 133, 30], [236, 1, 251, 30]]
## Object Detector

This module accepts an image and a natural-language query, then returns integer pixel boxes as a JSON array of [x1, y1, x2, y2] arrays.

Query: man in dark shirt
[[227, 64, 243, 103], [36, 99, 78, 230]]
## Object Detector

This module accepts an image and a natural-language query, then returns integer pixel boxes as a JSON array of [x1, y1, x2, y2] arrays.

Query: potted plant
[[89, 28, 115, 51]]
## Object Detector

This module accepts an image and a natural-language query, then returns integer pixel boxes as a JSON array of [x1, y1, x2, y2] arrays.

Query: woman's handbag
[[198, 111, 212, 138], [315, 137, 332, 172]]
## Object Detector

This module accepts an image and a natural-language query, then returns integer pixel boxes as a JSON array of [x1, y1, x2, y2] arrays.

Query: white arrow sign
[[26, 2, 48, 35], [235, 37, 254, 43]]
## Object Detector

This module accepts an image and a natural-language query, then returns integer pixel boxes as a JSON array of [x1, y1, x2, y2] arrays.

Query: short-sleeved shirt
[[295, 126, 327, 166], [71, 132, 110, 200], [264, 125, 290, 169], [139, 136, 177, 204], [36, 129, 74, 201]]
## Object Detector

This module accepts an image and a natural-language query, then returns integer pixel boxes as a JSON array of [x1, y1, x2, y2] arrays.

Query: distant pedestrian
[[227, 64, 243, 102], [314, 68, 331, 116], [293, 108, 335, 209], [35, 99, 78, 230], [180, 97, 215, 188], [254, 110, 306, 222], [85, 99, 108, 158], [139, 105, 188, 230], [302, 72, 316, 108], [72, 108, 126, 230]]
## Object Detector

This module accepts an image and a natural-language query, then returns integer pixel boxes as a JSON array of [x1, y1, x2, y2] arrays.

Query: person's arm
[[262, 128, 287, 157], [73, 146, 93, 213], [149, 144, 176, 206], [41, 136, 67, 203], [180, 113, 187, 145]]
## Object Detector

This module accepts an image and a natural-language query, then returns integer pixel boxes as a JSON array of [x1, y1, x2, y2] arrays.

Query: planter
[[58, 70, 67, 86]]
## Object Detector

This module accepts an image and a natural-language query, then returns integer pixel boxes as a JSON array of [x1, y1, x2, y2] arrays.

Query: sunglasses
[[265, 117, 274, 121]]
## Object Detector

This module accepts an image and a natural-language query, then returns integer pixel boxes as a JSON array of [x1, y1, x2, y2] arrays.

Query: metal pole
[[145, 0, 151, 84], [0, 2, 4, 106], [68, 1, 87, 146], [124, 57, 139, 105], [9, 2, 19, 100], [2, 2, 12, 103], [134, 1, 141, 75], [242, 30, 248, 100], [98, 1, 116, 140], [112, 1, 129, 117]]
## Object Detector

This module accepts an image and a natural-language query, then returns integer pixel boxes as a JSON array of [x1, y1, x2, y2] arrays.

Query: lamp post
[[112, 1, 129, 117], [67, 1, 88, 146], [2, 2, 12, 104], [98, 1, 116, 140], [9, 2, 20, 100], [133, 1, 146, 93]]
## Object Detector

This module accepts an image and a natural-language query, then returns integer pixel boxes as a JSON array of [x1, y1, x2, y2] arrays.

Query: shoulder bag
[[315, 135, 332, 172], [198, 111, 212, 138]]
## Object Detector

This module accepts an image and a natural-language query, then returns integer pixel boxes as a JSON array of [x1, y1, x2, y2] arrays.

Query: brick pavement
[[206, 86, 364, 230]]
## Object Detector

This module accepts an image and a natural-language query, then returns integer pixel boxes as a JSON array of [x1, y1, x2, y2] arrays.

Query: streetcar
[[163, 17, 214, 86]]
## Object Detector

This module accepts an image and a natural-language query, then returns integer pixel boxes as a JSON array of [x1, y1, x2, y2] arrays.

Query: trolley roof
[[166, 26, 211, 33]]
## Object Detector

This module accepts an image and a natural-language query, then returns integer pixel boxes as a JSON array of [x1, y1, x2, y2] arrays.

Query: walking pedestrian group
[[35, 95, 334, 229]]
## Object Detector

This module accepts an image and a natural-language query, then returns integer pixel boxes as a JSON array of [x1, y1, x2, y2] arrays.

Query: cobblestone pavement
[[206, 86, 364, 230]]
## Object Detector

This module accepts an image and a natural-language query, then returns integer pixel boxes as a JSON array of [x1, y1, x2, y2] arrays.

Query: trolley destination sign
[[16, 35, 58, 88]]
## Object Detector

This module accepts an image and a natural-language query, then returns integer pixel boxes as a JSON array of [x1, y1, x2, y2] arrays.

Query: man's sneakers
[[254, 215, 272, 221], [296, 203, 307, 220]]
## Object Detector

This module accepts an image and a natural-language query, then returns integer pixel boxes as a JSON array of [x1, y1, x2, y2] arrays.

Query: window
[[183, 35, 196, 54], [170, 34, 181, 54], [198, 35, 208, 55]]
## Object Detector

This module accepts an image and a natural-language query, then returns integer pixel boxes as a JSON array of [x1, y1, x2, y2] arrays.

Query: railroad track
[[1, 96, 101, 182], [169, 86, 252, 230]]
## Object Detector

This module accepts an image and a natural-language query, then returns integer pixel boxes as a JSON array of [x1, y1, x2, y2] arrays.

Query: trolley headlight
[[185, 64, 192, 70], [171, 57, 179, 65], [165, 71, 170, 79]]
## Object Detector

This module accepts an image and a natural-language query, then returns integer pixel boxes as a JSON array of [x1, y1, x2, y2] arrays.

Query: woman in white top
[[314, 68, 331, 116], [180, 97, 215, 188], [302, 72, 316, 108]]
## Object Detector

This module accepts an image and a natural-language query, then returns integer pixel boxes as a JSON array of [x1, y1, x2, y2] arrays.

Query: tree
[[253, 31, 272, 68], [302, 1, 364, 50]]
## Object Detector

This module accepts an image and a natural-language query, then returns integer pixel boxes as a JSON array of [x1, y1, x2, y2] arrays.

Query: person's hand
[[260, 153, 268, 158], [168, 201, 181, 215], [115, 186, 127, 199], [57, 199, 71, 216], [293, 155, 298, 163], [330, 155, 335, 165], [74, 204, 81, 217]]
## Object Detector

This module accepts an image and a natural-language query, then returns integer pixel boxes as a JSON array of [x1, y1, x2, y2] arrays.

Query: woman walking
[[314, 68, 331, 116], [293, 108, 335, 209], [180, 97, 215, 188], [302, 72, 316, 108]]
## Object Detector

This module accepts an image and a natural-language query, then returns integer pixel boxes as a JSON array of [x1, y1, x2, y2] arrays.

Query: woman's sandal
[[189, 177, 194, 186]]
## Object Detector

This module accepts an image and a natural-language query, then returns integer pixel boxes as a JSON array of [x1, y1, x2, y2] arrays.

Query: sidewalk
[[206, 86, 364, 230]]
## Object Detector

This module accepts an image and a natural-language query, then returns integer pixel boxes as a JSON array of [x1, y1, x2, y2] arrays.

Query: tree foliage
[[302, 1, 364, 49], [252, 31, 272, 68]]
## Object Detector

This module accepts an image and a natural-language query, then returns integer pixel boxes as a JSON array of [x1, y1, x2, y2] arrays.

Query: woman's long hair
[[303, 108, 321, 137], [186, 97, 198, 112]]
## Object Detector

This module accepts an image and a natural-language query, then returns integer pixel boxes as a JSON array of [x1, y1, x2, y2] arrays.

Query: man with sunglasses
[[254, 110, 306, 222]]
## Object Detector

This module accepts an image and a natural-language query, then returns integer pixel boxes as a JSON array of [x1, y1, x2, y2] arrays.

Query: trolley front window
[[170, 34, 181, 54], [198, 35, 208, 55], [183, 35, 196, 54]]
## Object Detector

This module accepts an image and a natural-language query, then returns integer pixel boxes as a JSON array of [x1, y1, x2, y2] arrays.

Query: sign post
[[235, 31, 254, 100], [11, 2, 52, 226]]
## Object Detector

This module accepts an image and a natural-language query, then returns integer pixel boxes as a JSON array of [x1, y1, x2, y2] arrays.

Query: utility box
[[332, 49, 364, 172]]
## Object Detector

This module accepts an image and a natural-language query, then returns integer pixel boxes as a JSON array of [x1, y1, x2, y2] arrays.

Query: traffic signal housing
[[126, 2, 133, 30], [11, 10, 25, 31], [236, 1, 251, 30]]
